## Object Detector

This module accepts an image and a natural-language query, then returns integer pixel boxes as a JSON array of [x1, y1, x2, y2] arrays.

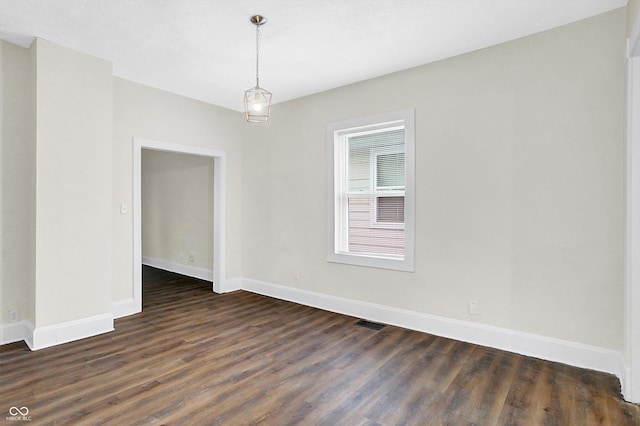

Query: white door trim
[[625, 29, 640, 402], [133, 138, 228, 314]]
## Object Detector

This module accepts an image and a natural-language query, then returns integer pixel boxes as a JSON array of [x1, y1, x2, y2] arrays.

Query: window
[[377, 196, 404, 223], [327, 109, 415, 271]]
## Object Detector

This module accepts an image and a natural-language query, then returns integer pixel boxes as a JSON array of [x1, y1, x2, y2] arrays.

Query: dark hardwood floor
[[1, 266, 639, 425]]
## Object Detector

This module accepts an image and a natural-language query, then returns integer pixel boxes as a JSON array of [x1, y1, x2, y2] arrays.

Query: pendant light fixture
[[244, 15, 272, 123]]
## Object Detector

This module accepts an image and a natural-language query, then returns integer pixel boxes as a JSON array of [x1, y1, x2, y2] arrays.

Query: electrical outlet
[[188, 254, 195, 263], [468, 300, 480, 315], [8, 309, 18, 323], [293, 269, 301, 280]]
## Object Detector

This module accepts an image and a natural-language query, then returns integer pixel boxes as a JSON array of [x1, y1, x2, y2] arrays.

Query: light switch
[[120, 203, 128, 215]]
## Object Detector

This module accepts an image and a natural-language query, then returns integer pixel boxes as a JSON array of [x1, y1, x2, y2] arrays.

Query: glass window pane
[[377, 196, 404, 223], [376, 152, 405, 189]]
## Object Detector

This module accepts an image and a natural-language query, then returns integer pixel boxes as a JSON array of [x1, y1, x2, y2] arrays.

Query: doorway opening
[[133, 138, 227, 313]]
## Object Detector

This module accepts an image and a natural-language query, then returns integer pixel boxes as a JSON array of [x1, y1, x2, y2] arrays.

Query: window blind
[[377, 196, 405, 223], [376, 152, 405, 189]]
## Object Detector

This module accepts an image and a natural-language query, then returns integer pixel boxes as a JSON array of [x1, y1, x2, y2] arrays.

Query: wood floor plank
[[1, 266, 638, 425]]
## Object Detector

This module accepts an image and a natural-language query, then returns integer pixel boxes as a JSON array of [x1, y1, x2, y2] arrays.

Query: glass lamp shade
[[244, 86, 272, 123]]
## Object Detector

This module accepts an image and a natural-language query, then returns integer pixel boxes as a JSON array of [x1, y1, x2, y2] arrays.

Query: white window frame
[[327, 109, 415, 272]]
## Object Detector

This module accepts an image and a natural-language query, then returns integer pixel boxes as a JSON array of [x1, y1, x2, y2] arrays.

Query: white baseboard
[[0, 320, 31, 345], [111, 298, 139, 319], [23, 320, 34, 349], [143, 256, 213, 282], [620, 358, 633, 402], [218, 277, 242, 293], [3, 274, 625, 393], [29, 313, 114, 351], [241, 278, 624, 379]]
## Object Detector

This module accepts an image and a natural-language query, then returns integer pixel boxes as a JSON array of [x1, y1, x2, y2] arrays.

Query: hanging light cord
[[255, 21, 261, 88]]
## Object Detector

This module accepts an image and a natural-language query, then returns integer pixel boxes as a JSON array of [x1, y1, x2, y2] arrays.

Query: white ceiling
[[0, 0, 627, 111]]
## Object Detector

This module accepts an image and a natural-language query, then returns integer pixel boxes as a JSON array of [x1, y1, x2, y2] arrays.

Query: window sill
[[327, 251, 414, 272]]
